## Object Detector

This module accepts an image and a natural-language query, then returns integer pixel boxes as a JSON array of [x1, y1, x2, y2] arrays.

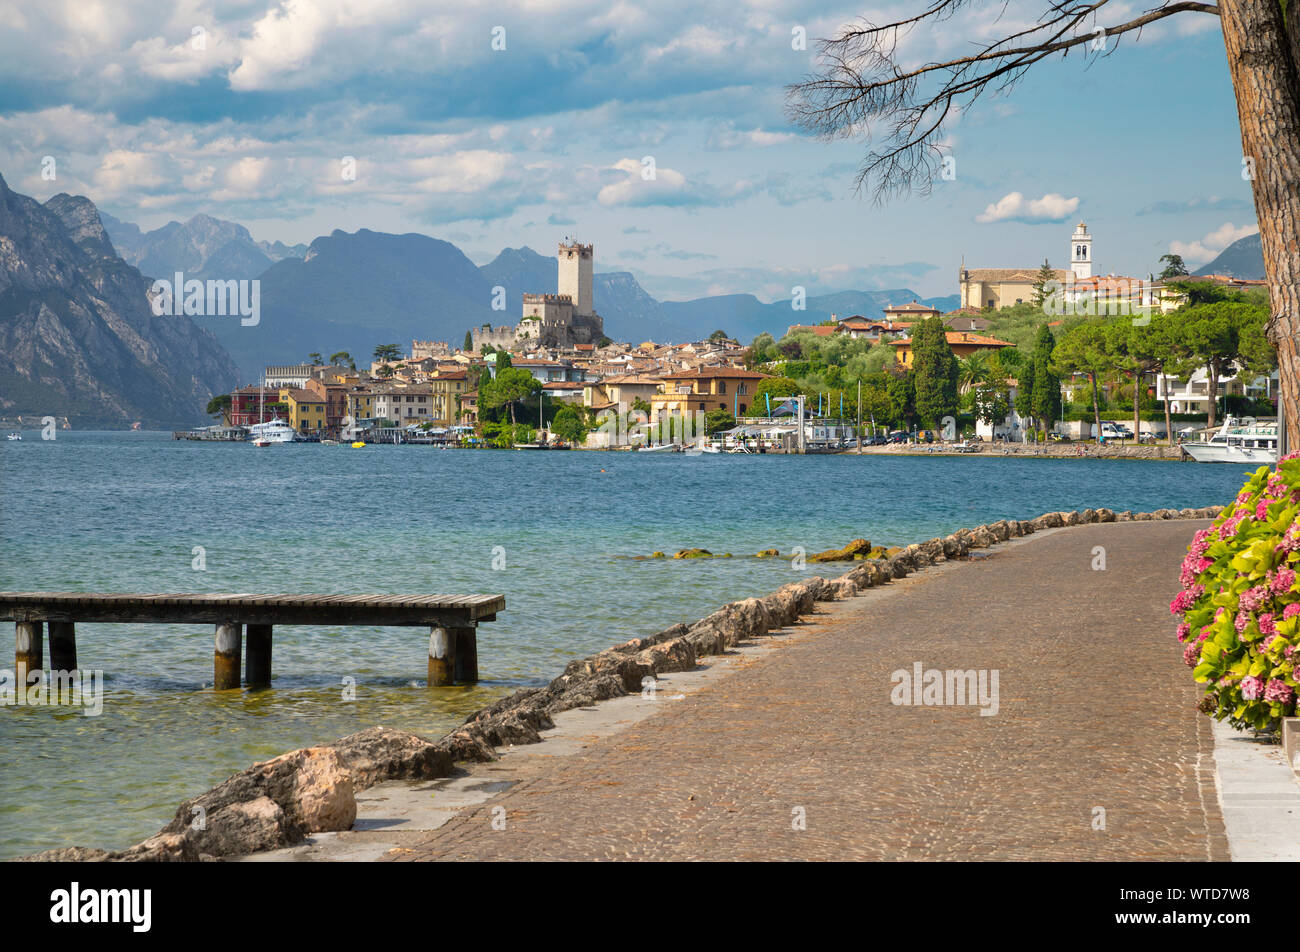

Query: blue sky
[[0, 0, 1256, 301]]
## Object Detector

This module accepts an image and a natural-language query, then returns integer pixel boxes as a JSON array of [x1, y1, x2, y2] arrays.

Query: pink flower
[[1176, 622, 1191, 642], [1258, 635, 1277, 654], [1263, 679, 1295, 705], [1170, 589, 1199, 615], [1239, 586, 1268, 613], [1235, 611, 1252, 634], [1272, 567, 1296, 595], [1240, 676, 1265, 700], [1259, 613, 1277, 637], [1183, 642, 1202, 667], [1284, 603, 1300, 620], [1256, 498, 1270, 520]]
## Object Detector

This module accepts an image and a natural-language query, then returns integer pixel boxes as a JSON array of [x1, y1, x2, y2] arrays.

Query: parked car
[[1098, 422, 1134, 440], [1049, 432, 1072, 443], [888, 430, 908, 444]]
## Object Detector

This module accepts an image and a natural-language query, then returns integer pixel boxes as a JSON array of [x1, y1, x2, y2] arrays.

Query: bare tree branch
[[787, 1, 1221, 201]]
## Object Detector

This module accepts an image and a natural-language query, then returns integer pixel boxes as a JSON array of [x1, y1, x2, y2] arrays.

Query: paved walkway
[[392, 522, 1230, 861]]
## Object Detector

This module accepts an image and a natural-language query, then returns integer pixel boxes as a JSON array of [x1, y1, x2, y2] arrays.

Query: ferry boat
[[246, 418, 297, 444], [1181, 417, 1278, 464]]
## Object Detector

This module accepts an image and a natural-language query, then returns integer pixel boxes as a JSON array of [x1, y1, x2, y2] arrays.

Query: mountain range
[[1194, 233, 1265, 279], [0, 175, 239, 428], [95, 213, 959, 381]]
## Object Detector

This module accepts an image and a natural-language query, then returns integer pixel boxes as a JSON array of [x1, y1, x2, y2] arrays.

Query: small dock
[[0, 592, 504, 688]]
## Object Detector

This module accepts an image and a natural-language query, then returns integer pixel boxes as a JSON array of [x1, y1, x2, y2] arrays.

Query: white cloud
[[1169, 222, 1259, 264], [976, 192, 1080, 224]]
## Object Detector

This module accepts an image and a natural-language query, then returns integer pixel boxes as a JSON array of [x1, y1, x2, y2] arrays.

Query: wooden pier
[[0, 592, 504, 689]]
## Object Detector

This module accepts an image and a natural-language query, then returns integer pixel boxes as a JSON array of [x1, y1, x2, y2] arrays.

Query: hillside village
[[202, 225, 1274, 451]]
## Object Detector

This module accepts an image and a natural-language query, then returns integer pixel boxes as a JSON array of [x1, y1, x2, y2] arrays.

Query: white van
[[1098, 422, 1134, 440]]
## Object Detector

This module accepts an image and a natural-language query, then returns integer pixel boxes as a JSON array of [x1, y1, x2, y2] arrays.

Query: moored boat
[[1181, 417, 1278, 464]]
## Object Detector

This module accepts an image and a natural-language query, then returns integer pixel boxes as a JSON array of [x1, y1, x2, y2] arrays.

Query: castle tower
[[1069, 222, 1092, 280], [558, 241, 594, 317]]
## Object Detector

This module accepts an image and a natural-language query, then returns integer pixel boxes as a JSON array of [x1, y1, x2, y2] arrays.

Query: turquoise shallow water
[[0, 431, 1249, 858]]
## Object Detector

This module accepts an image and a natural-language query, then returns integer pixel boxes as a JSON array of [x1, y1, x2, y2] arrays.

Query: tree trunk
[[1162, 366, 1173, 447], [1133, 371, 1142, 444], [1207, 361, 1219, 429], [1219, 0, 1300, 448], [1091, 373, 1101, 442]]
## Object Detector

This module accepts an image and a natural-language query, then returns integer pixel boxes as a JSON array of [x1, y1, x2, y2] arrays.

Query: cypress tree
[[1029, 324, 1062, 433], [911, 316, 958, 427]]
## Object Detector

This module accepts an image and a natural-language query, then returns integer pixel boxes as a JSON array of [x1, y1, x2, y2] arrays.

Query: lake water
[[0, 431, 1250, 858]]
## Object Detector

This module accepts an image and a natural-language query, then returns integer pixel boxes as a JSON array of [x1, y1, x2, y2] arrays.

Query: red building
[[229, 386, 285, 426]]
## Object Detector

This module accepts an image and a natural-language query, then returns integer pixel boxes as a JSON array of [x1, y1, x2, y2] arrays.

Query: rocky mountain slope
[[0, 175, 240, 427]]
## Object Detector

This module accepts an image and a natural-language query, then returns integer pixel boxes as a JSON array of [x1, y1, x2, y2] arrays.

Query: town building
[[650, 367, 768, 422], [892, 331, 1014, 369]]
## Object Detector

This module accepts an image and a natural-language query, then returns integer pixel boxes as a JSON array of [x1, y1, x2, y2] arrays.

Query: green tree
[[1027, 324, 1062, 434], [329, 351, 354, 369], [956, 350, 990, 391], [206, 393, 232, 422], [1178, 301, 1254, 428], [463, 331, 473, 351], [749, 376, 801, 416], [1031, 259, 1056, 308], [482, 366, 540, 425], [373, 344, 402, 363], [308, 352, 322, 365], [885, 369, 916, 429], [1053, 322, 1113, 439], [1158, 254, 1189, 280], [704, 409, 736, 434], [551, 405, 590, 445], [911, 316, 958, 426], [709, 329, 730, 342]]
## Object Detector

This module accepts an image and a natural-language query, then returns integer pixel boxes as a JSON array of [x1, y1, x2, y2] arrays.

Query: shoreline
[[19, 505, 1228, 862]]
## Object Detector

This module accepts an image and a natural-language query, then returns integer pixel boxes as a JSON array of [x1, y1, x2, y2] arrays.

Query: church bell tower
[[1070, 222, 1092, 280]]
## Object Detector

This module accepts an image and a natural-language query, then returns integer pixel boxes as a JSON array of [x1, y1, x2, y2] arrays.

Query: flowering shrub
[[1173, 457, 1300, 730]]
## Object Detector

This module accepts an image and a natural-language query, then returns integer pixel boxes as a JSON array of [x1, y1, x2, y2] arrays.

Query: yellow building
[[278, 388, 327, 434], [650, 367, 768, 423], [346, 388, 375, 422], [958, 267, 1070, 310], [429, 371, 469, 424], [892, 332, 1014, 370]]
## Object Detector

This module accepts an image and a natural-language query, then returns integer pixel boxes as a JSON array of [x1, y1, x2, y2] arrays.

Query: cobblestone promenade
[[394, 521, 1229, 861]]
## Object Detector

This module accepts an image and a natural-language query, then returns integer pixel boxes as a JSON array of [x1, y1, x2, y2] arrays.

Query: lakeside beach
[[0, 430, 1253, 859]]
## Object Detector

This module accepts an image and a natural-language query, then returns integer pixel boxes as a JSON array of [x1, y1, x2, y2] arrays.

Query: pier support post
[[48, 622, 76, 671], [245, 624, 272, 688], [453, 627, 478, 683], [214, 622, 242, 690], [428, 626, 456, 687], [16, 621, 43, 680]]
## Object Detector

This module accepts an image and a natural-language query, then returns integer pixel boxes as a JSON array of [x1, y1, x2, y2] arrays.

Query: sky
[[0, 0, 1259, 302]]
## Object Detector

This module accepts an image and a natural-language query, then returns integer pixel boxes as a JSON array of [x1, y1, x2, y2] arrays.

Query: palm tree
[[956, 351, 990, 393]]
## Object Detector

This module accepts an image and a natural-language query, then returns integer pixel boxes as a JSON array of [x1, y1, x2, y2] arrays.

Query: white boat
[[636, 442, 680, 453], [6, 432, 20, 441], [246, 418, 297, 444], [1182, 417, 1278, 464]]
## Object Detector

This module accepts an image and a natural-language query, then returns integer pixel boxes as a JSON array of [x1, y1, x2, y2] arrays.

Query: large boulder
[[161, 746, 356, 857], [545, 672, 628, 713], [1095, 508, 1116, 522], [563, 649, 655, 693], [328, 726, 454, 790], [636, 637, 697, 675], [435, 727, 498, 763]]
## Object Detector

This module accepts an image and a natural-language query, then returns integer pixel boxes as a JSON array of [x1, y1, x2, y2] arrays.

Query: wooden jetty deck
[[0, 592, 504, 689]]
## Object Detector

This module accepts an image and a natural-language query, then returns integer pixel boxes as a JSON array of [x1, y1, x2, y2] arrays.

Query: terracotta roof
[[893, 332, 1014, 348], [787, 324, 835, 337], [659, 367, 769, 380], [883, 300, 940, 313], [962, 268, 1070, 282]]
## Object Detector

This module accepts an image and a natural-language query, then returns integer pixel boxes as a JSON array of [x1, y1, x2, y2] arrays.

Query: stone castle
[[471, 241, 605, 352]]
